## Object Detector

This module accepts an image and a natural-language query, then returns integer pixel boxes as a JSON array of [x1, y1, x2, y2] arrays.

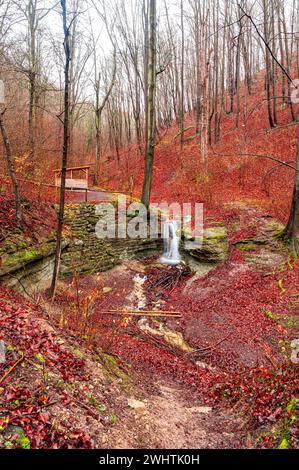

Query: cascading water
[[160, 219, 181, 266]]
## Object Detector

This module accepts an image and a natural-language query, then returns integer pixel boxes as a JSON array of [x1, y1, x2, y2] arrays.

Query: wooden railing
[[0, 176, 116, 204]]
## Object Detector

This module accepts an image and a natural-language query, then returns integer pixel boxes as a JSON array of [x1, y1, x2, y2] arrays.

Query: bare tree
[[14, 0, 52, 172], [0, 108, 22, 227], [282, 125, 299, 255], [179, 0, 184, 150], [50, 0, 71, 299], [141, 0, 156, 208], [93, 45, 116, 185]]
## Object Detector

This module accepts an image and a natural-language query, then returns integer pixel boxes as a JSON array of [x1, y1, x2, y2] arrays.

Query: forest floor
[[1, 64, 299, 449], [1, 195, 298, 449]]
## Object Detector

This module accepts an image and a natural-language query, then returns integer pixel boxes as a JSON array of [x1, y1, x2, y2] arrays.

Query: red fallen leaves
[[0, 193, 57, 244], [106, 331, 299, 448], [165, 250, 298, 371], [0, 384, 91, 448], [0, 298, 86, 381], [101, 73, 298, 229], [229, 227, 258, 245], [213, 363, 299, 448], [0, 285, 91, 448], [0, 195, 17, 236], [107, 332, 225, 392], [94, 245, 299, 447], [213, 364, 298, 419]]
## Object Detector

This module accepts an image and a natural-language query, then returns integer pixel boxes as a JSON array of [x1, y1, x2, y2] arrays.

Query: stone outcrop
[[61, 204, 162, 276], [0, 203, 162, 293], [0, 240, 69, 293], [183, 226, 228, 263], [0, 202, 229, 294]]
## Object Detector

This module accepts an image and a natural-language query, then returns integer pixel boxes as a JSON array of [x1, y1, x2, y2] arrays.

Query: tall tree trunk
[[28, 0, 38, 172], [213, 0, 219, 143], [143, 0, 149, 146], [50, 0, 71, 299], [199, 4, 210, 173], [94, 88, 101, 186], [281, 2, 296, 122], [93, 48, 116, 186], [194, 0, 201, 134], [141, 0, 156, 208], [180, 0, 184, 150], [0, 110, 22, 228], [263, 0, 275, 128], [277, 0, 286, 103], [270, 0, 278, 126], [235, 6, 243, 129], [283, 125, 299, 255]]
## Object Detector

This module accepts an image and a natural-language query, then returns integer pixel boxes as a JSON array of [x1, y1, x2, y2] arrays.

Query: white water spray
[[160, 219, 181, 266]]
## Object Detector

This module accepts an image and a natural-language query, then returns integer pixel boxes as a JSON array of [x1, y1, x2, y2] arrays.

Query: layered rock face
[[61, 204, 162, 275], [183, 226, 228, 263], [0, 202, 230, 294], [0, 203, 162, 293]]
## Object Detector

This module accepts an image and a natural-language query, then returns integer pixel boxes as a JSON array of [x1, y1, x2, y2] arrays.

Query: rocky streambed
[[0, 202, 230, 296]]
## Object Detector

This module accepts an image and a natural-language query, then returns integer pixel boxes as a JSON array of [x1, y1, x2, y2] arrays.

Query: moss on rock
[[184, 225, 228, 263], [235, 239, 257, 251]]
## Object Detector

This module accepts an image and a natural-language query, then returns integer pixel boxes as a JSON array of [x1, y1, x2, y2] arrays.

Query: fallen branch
[[25, 357, 46, 370], [108, 308, 180, 314], [105, 310, 181, 318], [147, 266, 192, 294], [24, 358, 99, 419], [184, 133, 200, 143], [174, 125, 195, 141], [211, 150, 299, 173], [186, 334, 232, 355], [0, 352, 24, 385], [71, 395, 99, 419]]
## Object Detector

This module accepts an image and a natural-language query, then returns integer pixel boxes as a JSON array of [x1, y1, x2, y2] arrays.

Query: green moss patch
[[96, 349, 135, 395], [235, 240, 257, 251]]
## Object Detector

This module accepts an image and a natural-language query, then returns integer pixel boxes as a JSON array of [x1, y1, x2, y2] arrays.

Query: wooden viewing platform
[[54, 165, 91, 190]]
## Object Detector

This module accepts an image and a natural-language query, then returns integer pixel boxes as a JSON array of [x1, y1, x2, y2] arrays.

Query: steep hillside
[[102, 72, 298, 225]]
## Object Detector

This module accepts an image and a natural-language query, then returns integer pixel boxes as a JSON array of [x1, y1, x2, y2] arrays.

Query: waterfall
[[160, 219, 181, 266]]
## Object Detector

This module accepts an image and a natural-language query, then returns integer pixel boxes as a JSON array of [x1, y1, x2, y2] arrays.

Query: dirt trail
[[131, 381, 242, 449], [49, 204, 297, 448], [83, 261, 246, 448]]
